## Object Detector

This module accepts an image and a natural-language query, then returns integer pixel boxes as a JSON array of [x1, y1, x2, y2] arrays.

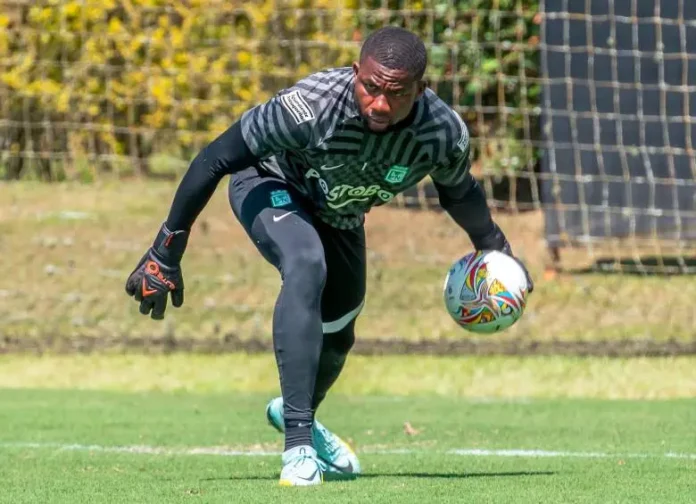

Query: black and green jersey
[[240, 67, 471, 229]]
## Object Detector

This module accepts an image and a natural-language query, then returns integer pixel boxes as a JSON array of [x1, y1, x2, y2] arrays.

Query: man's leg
[[308, 221, 366, 478], [259, 207, 366, 480], [313, 220, 366, 412], [228, 168, 325, 453], [311, 320, 357, 410]]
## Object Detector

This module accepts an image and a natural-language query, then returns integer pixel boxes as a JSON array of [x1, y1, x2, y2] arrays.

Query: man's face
[[353, 56, 425, 133]]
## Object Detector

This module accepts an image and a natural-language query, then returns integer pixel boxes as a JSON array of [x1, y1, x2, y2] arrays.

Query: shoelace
[[291, 450, 314, 468]]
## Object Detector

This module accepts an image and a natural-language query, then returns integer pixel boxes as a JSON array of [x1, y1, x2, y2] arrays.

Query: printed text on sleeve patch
[[280, 90, 316, 125]]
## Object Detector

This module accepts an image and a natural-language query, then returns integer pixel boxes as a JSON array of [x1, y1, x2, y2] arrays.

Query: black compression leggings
[[229, 166, 366, 450]]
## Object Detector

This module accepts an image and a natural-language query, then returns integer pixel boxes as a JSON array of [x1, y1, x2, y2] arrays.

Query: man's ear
[[416, 79, 427, 98], [352, 62, 360, 76]]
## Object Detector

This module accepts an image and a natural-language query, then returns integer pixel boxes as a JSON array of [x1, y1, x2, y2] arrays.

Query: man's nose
[[370, 94, 391, 115]]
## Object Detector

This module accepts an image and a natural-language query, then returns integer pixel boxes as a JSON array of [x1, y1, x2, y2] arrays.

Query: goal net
[[540, 0, 696, 273]]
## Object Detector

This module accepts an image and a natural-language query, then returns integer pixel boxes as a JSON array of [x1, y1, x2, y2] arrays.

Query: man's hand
[[507, 251, 535, 295], [125, 224, 189, 320], [497, 242, 534, 295], [472, 223, 534, 294], [125, 251, 184, 319]]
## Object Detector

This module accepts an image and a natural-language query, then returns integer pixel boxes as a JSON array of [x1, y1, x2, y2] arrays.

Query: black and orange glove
[[125, 223, 188, 320], [471, 223, 534, 294]]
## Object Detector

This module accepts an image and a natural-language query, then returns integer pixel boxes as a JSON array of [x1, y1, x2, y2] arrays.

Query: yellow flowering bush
[[0, 0, 539, 181], [0, 0, 358, 180]]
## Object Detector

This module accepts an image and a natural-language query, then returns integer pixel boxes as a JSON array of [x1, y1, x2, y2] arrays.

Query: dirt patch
[[2, 334, 694, 357], [3, 181, 695, 346]]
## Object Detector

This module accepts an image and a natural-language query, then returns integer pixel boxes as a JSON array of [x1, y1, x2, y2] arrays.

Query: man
[[125, 26, 533, 486]]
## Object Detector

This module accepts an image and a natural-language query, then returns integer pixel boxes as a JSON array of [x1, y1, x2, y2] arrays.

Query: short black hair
[[359, 26, 428, 81]]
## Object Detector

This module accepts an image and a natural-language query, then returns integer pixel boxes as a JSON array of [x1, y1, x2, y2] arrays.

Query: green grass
[[1, 389, 694, 503], [2, 180, 696, 343]]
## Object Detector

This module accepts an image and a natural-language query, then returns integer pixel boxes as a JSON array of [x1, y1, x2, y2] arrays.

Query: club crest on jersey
[[270, 190, 292, 208], [280, 90, 315, 125], [384, 165, 409, 184]]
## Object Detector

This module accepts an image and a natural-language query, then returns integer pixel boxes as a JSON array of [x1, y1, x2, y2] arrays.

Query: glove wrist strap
[[152, 223, 188, 265], [471, 223, 512, 254]]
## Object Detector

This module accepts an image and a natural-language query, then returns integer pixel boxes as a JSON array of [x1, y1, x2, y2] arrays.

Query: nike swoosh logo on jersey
[[320, 163, 345, 171], [273, 211, 297, 222]]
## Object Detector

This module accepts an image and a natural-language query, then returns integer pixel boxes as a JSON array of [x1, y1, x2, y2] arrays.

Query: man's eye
[[365, 83, 378, 91]]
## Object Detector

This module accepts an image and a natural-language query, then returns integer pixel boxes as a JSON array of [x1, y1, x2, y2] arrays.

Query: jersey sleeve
[[239, 82, 319, 159], [429, 114, 471, 186]]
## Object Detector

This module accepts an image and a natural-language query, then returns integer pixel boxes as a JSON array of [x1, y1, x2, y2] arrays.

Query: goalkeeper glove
[[125, 223, 188, 320], [471, 223, 534, 294]]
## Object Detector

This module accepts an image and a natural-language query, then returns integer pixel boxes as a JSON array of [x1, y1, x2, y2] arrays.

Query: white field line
[[1, 442, 695, 460]]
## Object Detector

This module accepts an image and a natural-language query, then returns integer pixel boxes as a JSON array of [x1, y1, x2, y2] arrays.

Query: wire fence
[[1, 0, 695, 270]]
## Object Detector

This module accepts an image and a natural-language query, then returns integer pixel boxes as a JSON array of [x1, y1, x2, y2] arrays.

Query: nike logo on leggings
[[273, 211, 297, 222]]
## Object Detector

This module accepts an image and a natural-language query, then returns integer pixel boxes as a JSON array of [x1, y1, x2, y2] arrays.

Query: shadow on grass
[[201, 471, 556, 482], [359, 471, 557, 479]]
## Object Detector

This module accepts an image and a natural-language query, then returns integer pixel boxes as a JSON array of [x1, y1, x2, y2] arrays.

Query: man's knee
[[282, 245, 327, 293]]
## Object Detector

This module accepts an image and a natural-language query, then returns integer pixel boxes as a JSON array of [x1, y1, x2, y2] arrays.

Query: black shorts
[[228, 165, 366, 332]]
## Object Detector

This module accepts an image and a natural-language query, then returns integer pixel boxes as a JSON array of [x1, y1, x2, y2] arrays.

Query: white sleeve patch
[[279, 90, 316, 125], [457, 127, 469, 153], [452, 110, 469, 153]]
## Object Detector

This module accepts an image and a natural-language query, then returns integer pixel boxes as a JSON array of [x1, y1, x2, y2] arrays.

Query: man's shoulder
[[275, 67, 358, 131], [417, 89, 468, 135], [415, 89, 470, 159], [239, 67, 357, 154], [283, 67, 354, 106]]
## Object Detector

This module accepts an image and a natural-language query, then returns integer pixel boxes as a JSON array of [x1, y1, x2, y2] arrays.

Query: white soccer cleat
[[266, 396, 361, 481], [279, 445, 324, 487]]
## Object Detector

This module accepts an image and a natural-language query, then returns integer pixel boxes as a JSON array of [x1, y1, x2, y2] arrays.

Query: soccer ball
[[443, 250, 530, 334]]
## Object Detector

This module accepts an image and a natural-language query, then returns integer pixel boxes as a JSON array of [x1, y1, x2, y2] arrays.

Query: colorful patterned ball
[[443, 250, 530, 334]]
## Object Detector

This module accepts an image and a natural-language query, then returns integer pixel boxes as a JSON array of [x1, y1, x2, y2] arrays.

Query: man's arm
[[126, 82, 318, 319], [430, 134, 509, 252], [166, 81, 316, 231], [431, 144, 533, 292], [164, 121, 256, 233], [123, 121, 257, 319], [433, 174, 510, 253]]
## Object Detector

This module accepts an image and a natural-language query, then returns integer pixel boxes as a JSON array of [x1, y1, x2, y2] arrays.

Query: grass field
[[2, 386, 694, 504], [2, 354, 694, 501], [2, 180, 696, 346], [2, 180, 695, 502]]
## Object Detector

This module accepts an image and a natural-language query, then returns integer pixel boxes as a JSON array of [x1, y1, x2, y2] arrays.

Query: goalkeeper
[[125, 26, 533, 486]]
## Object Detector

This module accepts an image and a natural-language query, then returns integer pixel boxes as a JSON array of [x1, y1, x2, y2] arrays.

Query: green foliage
[[0, 0, 540, 181]]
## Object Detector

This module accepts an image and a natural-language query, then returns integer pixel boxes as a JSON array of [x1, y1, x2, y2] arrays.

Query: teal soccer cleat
[[266, 396, 361, 481]]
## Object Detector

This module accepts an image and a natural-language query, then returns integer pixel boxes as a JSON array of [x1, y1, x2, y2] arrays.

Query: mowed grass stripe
[[2, 441, 695, 460], [0, 354, 694, 398]]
